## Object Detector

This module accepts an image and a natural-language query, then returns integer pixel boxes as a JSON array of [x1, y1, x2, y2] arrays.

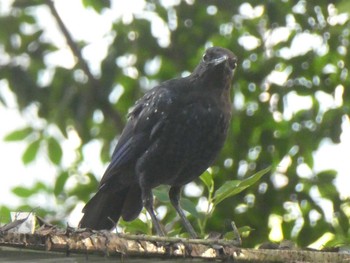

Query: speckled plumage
[[79, 47, 237, 237]]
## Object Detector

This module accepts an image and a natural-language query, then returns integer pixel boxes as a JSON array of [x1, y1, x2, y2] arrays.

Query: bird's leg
[[169, 186, 198, 239], [141, 185, 165, 236]]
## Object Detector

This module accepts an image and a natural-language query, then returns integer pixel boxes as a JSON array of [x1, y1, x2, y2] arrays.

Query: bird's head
[[202, 47, 237, 70], [193, 46, 237, 85]]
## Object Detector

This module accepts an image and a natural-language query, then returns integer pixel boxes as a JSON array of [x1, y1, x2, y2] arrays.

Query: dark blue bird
[[79, 47, 237, 238]]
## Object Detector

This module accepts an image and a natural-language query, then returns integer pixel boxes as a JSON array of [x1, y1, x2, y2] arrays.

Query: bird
[[79, 46, 238, 238]]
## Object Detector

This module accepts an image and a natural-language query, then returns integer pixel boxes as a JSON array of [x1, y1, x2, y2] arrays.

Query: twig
[[45, 0, 124, 130], [231, 221, 242, 246], [116, 233, 241, 247], [0, 211, 34, 232]]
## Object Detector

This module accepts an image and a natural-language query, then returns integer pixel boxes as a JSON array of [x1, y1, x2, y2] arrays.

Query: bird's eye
[[202, 53, 209, 62]]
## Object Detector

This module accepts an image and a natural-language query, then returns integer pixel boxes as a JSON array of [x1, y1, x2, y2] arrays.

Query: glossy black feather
[[79, 47, 237, 234]]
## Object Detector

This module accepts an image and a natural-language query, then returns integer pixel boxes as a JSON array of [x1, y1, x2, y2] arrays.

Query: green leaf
[[223, 222, 254, 240], [153, 188, 170, 203], [119, 218, 149, 234], [223, 231, 236, 240], [82, 0, 110, 12], [238, 225, 255, 234], [240, 226, 255, 238], [12, 186, 35, 198], [213, 166, 271, 206], [200, 170, 214, 191], [54, 171, 69, 196], [68, 173, 98, 200], [235, 166, 271, 189], [213, 180, 241, 206], [0, 206, 11, 223], [12, 182, 48, 198], [13, 0, 43, 8], [32, 182, 48, 192], [47, 137, 63, 165], [4, 127, 33, 141], [317, 170, 337, 183], [22, 139, 41, 164], [180, 197, 199, 218]]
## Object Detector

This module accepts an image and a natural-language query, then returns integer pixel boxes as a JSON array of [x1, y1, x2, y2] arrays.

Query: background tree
[[0, 0, 349, 247]]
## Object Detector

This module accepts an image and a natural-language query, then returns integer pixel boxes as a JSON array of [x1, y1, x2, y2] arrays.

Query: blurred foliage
[[1, 0, 350, 247]]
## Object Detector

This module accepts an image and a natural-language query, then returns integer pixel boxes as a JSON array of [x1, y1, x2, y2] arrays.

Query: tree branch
[[45, 0, 124, 131], [1, 229, 346, 262]]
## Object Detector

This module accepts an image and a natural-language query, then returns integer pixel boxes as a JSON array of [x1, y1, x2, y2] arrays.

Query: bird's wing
[[98, 83, 177, 189], [101, 122, 143, 180]]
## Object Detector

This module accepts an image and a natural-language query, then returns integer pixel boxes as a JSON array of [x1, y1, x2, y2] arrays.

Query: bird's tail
[[79, 184, 143, 230]]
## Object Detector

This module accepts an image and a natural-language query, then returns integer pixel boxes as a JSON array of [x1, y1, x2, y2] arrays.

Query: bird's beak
[[212, 55, 228, 66], [212, 55, 237, 70]]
